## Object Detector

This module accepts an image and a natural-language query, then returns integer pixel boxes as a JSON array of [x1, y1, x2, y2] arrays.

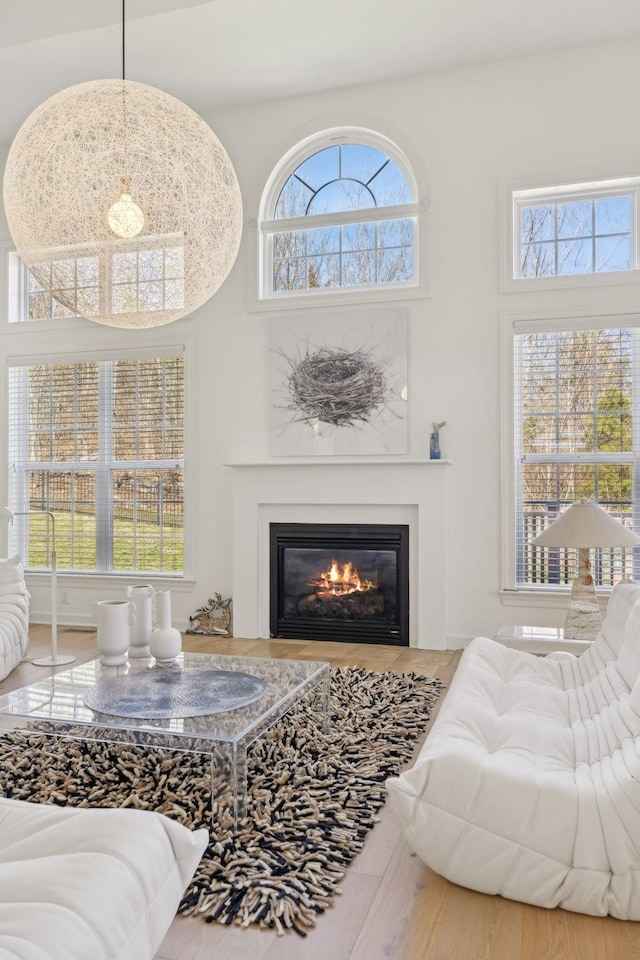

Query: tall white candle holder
[[149, 590, 182, 662], [126, 583, 154, 658]]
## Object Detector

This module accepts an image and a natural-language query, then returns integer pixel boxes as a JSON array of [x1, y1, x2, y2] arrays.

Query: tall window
[[260, 130, 419, 299], [8, 354, 184, 574], [513, 321, 639, 588]]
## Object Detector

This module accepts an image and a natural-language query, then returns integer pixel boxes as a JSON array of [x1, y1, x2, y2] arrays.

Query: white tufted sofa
[[0, 797, 208, 960], [387, 579, 640, 919], [0, 557, 29, 681]]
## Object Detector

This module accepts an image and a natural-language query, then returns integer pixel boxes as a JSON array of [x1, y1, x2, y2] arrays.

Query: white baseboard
[[446, 634, 474, 650]]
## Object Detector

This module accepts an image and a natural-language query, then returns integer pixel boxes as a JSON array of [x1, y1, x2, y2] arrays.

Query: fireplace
[[270, 523, 409, 645]]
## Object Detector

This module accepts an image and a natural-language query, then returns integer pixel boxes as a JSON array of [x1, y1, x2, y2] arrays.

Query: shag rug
[[0, 665, 442, 937]]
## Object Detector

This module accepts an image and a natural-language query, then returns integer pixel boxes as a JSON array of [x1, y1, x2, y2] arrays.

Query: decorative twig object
[[187, 593, 232, 636]]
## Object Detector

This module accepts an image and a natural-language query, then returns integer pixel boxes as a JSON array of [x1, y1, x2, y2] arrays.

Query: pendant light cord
[[121, 0, 128, 190]]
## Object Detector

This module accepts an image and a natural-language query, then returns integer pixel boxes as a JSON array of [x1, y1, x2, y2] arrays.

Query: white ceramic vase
[[126, 584, 154, 658], [96, 600, 135, 666], [149, 590, 182, 662]]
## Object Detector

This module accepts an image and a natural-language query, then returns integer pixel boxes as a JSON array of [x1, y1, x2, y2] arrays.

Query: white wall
[[4, 37, 640, 639]]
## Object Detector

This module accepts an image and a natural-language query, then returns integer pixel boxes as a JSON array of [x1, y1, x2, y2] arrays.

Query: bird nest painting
[[270, 311, 408, 456]]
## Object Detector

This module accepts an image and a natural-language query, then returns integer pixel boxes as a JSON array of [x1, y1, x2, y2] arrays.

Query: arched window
[[259, 129, 422, 301]]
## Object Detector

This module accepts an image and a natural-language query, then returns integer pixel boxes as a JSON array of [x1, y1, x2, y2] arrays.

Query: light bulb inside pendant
[[108, 186, 145, 238]]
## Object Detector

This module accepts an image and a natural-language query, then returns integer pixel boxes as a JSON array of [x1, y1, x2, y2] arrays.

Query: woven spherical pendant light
[[3, 78, 242, 328]]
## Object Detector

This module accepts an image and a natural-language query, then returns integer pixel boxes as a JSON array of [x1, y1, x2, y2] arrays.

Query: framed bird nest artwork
[[269, 309, 408, 456]]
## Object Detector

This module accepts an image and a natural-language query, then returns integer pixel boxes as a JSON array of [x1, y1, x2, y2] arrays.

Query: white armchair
[[0, 797, 208, 960], [0, 556, 29, 680], [387, 580, 640, 919]]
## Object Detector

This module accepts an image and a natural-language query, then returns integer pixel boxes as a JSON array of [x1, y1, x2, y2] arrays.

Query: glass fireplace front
[[270, 523, 409, 645]]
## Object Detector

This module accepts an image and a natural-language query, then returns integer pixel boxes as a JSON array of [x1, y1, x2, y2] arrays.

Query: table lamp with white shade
[[531, 500, 640, 640], [0, 506, 75, 667]]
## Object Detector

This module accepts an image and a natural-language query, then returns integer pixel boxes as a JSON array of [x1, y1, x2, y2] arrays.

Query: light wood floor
[[3, 626, 638, 960]]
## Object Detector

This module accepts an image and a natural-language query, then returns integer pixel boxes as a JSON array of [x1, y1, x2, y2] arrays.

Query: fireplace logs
[[297, 590, 385, 620]]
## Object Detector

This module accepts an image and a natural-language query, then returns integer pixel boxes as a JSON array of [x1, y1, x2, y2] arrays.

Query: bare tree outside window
[[519, 194, 633, 278], [9, 356, 184, 574], [513, 184, 639, 587], [516, 327, 636, 587], [269, 141, 416, 294]]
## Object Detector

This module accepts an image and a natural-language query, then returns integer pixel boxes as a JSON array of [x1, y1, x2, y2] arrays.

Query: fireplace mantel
[[227, 460, 450, 650]]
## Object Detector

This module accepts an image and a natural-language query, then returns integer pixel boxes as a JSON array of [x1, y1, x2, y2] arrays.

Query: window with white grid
[[513, 320, 640, 588], [7, 242, 185, 323], [259, 130, 420, 300], [508, 178, 640, 287], [7, 353, 184, 574]]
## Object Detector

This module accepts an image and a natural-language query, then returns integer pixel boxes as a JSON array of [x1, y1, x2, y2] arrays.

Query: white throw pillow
[[0, 556, 24, 586]]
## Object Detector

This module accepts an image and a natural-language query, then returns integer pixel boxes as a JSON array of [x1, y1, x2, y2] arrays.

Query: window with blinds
[[7, 354, 184, 574], [514, 322, 639, 587]]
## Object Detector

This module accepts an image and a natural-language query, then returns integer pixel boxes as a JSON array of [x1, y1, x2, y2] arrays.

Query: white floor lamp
[[0, 506, 75, 667]]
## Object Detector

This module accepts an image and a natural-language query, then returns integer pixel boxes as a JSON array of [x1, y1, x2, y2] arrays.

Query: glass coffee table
[[0, 652, 330, 827]]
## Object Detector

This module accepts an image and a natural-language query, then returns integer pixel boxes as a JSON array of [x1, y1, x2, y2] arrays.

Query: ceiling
[[1, 0, 640, 144]]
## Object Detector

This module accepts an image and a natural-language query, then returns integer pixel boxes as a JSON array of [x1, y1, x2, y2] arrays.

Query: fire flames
[[309, 559, 375, 598]]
